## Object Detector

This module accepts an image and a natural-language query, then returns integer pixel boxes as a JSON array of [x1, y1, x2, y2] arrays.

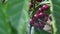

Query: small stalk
[[30, 0, 36, 34], [38, 19, 51, 26], [32, 0, 36, 17]]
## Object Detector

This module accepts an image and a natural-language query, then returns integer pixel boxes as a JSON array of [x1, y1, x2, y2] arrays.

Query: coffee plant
[[0, 0, 60, 34]]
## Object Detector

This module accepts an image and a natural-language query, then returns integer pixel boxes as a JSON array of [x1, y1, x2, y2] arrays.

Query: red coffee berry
[[34, 23, 39, 28], [34, 14, 39, 19], [38, 8, 44, 13], [39, 22, 45, 29], [39, 12, 44, 15], [42, 4, 50, 10], [30, 18, 35, 26], [36, 0, 42, 2], [30, 2, 33, 8], [45, 14, 49, 16], [38, 12, 45, 18], [43, 14, 49, 22], [44, 16, 48, 22]]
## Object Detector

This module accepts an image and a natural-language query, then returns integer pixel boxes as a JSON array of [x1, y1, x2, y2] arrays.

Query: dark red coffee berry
[[44, 16, 48, 22], [37, 8, 44, 13], [39, 22, 45, 29], [30, 18, 35, 26], [30, 2, 33, 8], [45, 14, 49, 17], [43, 14, 49, 22], [36, 0, 42, 2], [42, 4, 50, 10], [38, 12, 45, 18], [34, 23, 39, 28], [39, 12, 44, 15], [34, 14, 39, 19]]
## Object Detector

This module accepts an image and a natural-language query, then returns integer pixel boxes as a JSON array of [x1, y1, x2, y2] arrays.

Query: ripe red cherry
[[42, 4, 50, 10], [30, 2, 33, 8], [39, 22, 45, 29], [43, 14, 49, 22], [38, 12, 45, 18], [34, 23, 39, 28], [44, 16, 48, 22], [37, 8, 44, 13], [34, 14, 39, 19], [36, 0, 42, 2], [39, 12, 44, 15], [45, 14, 49, 17], [30, 18, 34, 26]]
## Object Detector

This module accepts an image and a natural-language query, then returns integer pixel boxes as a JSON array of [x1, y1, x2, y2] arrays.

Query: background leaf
[[51, 0, 60, 34], [34, 29, 51, 34], [0, 0, 30, 34]]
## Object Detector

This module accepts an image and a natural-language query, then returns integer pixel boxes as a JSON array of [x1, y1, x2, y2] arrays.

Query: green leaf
[[0, 0, 30, 34], [51, 0, 60, 34], [34, 29, 51, 34]]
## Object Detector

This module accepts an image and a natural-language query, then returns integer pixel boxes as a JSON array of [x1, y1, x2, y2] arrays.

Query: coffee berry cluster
[[30, 0, 52, 29]]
